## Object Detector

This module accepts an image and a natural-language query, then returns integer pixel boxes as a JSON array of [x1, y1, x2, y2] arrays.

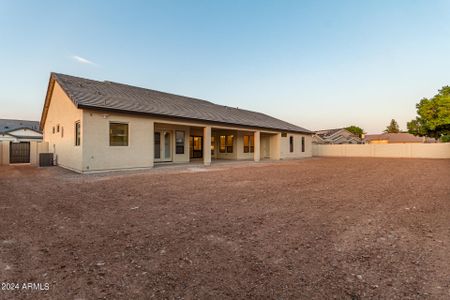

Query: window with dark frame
[[75, 122, 81, 146], [289, 136, 294, 152], [211, 136, 215, 155], [219, 135, 234, 153], [301, 136, 305, 152], [219, 135, 226, 153], [226, 135, 234, 153], [175, 131, 185, 154], [109, 123, 128, 146], [243, 135, 254, 153], [154, 132, 161, 159]]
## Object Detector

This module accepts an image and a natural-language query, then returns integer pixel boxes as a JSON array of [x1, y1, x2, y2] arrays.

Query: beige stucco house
[[40, 73, 312, 173]]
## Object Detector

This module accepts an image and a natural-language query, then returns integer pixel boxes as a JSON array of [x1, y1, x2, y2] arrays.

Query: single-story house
[[364, 133, 437, 144], [40, 73, 313, 173], [313, 128, 362, 144], [0, 119, 44, 165]]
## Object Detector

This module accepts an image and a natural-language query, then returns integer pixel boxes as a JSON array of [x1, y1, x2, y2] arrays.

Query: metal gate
[[9, 142, 30, 163]]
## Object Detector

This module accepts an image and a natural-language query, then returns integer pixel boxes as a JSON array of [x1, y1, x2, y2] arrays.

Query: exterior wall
[[260, 135, 271, 159], [280, 133, 312, 159], [30, 141, 49, 166], [43, 81, 83, 172], [0, 141, 47, 165], [312, 143, 450, 159], [1, 141, 10, 165], [82, 110, 155, 172], [236, 131, 255, 160], [213, 129, 238, 160]]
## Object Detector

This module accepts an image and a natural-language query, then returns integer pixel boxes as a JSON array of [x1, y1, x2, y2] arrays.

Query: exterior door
[[10, 142, 30, 163], [154, 131, 172, 162], [164, 132, 171, 161], [190, 136, 203, 158]]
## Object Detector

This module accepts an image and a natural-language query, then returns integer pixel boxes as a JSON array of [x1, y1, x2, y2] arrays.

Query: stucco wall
[[0, 141, 48, 165], [82, 110, 155, 172], [1, 142, 9, 165], [280, 133, 312, 159], [312, 143, 450, 159], [44, 81, 83, 171]]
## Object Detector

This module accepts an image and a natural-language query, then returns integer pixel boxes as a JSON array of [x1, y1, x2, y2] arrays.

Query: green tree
[[407, 86, 450, 141], [345, 125, 364, 137], [384, 119, 400, 133]]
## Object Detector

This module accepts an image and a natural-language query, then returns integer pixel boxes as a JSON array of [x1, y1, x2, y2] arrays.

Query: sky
[[0, 0, 449, 133]]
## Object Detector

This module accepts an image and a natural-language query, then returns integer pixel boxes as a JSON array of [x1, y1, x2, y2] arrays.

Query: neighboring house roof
[[314, 128, 362, 144], [315, 128, 343, 138], [364, 133, 437, 143], [41, 73, 312, 134], [0, 119, 41, 134]]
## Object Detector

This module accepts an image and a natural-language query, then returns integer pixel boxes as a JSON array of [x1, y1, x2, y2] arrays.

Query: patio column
[[203, 126, 211, 166], [254, 130, 260, 162]]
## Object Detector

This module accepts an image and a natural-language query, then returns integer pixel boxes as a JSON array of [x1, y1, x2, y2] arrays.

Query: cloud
[[71, 55, 97, 66]]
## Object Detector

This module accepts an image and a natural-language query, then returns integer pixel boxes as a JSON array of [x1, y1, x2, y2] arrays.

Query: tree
[[384, 119, 400, 133], [345, 125, 364, 138], [407, 86, 450, 141]]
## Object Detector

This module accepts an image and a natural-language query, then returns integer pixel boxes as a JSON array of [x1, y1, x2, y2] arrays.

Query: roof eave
[[78, 104, 312, 135]]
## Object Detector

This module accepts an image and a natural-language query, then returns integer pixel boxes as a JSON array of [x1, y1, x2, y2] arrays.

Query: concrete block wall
[[312, 143, 450, 159]]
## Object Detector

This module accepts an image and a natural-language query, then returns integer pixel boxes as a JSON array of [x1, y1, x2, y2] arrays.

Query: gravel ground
[[0, 157, 449, 299]]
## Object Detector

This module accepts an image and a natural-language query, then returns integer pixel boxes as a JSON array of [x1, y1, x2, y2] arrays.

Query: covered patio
[[154, 121, 282, 166]]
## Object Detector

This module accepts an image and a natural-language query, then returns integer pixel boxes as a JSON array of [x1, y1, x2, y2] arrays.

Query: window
[[154, 132, 160, 159], [52, 126, 55, 134], [219, 135, 226, 153], [61, 126, 64, 138], [219, 135, 234, 153], [281, 132, 287, 137], [75, 122, 81, 146], [243, 135, 254, 153], [301, 136, 305, 152], [211, 136, 215, 155], [289, 136, 294, 152], [226, 135, 234, 153], [175, 131, 185, 154], [57, 124, 60, 133], [109, 123, 128, 146]]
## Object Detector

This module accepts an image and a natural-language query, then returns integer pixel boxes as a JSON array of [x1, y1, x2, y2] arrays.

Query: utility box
[[39, 153, 53, 167]]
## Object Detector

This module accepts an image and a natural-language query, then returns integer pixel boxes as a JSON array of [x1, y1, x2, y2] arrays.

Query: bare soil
[[0, 158, 449, 299]]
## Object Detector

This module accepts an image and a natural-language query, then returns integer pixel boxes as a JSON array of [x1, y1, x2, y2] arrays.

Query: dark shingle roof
[[51, 73, 311, 133], [0, 119, 41, 134]]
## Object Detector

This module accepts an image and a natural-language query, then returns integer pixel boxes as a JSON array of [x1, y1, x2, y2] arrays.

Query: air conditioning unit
[[39, 153, 54, 167]]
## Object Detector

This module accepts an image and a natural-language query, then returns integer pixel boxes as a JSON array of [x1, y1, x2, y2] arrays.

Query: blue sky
[[1, 0, 449, 133]]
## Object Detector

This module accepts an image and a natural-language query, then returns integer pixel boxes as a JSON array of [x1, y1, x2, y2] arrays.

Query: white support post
[[254, 130, 260, 162], [203, 126, 211, 166]]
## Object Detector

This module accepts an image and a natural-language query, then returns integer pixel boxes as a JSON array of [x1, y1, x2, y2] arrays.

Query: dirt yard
[[0, 158, 449, 299]]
